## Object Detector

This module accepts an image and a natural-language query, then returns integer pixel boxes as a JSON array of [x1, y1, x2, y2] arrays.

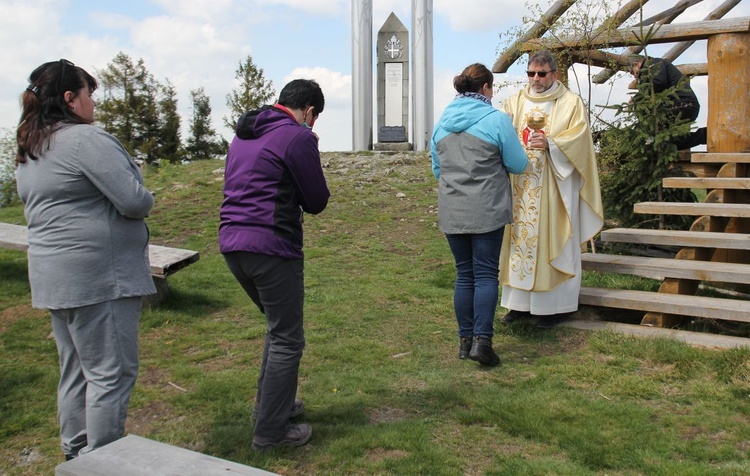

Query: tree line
[[96, 52, 275, 164]]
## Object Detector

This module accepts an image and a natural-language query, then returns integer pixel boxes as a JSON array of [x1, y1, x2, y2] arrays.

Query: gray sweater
[[16, 124, 156, 309]]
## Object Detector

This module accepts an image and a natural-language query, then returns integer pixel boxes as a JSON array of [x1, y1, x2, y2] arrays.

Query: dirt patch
[[368, 406, 408, 424], [0, 304, 46, 333], [126, 400, 175, 437], [364, 448, 409, 463]]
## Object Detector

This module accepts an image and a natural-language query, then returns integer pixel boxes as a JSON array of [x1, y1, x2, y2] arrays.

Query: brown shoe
[[252, 423, 312, 451]]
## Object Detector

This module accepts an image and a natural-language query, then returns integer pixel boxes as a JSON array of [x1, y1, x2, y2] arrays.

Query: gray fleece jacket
[[15, 123, 156, 309]]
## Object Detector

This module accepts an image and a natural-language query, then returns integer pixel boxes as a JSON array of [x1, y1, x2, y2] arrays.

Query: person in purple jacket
[[219, 79, 329, 450]]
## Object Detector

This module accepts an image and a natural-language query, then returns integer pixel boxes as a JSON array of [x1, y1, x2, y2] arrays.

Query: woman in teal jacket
[[431, 63, 528, 367]]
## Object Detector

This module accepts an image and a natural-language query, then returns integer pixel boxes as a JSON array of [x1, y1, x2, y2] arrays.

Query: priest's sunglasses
[[526, 70, 555, 78]]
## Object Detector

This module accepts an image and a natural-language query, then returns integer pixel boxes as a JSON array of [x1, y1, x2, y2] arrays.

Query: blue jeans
[[446, 227, 505, 339]]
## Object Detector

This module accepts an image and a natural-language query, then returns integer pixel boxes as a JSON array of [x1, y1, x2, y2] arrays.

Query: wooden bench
[[55, 434, 276, 475], [0, 222, 199, 307]]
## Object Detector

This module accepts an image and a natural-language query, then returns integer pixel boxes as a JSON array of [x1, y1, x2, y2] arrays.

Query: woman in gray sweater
[[15, 59, 156, 460]]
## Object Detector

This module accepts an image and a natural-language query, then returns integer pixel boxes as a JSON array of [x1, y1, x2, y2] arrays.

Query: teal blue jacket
[[430, 96, 528, 234]]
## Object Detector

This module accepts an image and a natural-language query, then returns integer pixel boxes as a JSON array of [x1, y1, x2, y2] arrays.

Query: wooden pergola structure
[[494, 0, 750, 331]]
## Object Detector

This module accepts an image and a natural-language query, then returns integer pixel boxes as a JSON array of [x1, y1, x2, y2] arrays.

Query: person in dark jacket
[[219, 79, 329, 450], [628, 55, 707, 150], [430, 63, 528, 367]]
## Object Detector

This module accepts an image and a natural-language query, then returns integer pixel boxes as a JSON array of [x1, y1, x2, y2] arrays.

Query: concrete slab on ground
[[55, 435, 277, 476], [564, 319, 750, 349]]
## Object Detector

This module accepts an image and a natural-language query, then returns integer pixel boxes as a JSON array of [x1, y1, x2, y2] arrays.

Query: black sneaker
[[501, 310, 531, 324], [458, 336, 472, 359], [252, 423, 312, 451], [536, 312, 572, 329], [252, 398, 304, 421], [468, 336, 501, 367]]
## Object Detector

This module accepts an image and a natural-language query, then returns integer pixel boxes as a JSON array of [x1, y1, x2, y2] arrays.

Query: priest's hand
[[528, 131, 549, 150]]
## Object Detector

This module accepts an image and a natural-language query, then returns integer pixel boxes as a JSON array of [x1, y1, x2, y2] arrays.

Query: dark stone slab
[[379, 126, 407, 143]]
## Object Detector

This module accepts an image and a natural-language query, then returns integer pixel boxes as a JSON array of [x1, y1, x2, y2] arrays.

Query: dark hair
[[627, 54, 646, 69], [277, 79, 325, 117], [453, 63, 493, 94], [528, 50, 557, 71], [16, 59, 98, 164]]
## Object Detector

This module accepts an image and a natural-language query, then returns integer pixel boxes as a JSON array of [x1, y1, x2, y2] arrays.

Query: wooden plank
[[581, 252, 750, 283], [521, 17, 750, 51], [601, 227, 750, 249], [634, 202, 750, 217], [691, 152, 750, 163], [563, 319, 750, 349], [0, 223, 198, 278], [148, 245, 200, 278], [0, 222, 27, 251], [670, 163, 721, 177], [663, 177, 750, 189], [579, 286, 750, 322]]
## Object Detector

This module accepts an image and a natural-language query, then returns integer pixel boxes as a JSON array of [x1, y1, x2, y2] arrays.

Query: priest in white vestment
[[499, 50, 604, 328]]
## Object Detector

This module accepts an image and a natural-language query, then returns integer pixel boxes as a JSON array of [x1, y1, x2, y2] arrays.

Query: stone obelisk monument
[[351, 1, 433, 152], [374, 13, 410, 151]]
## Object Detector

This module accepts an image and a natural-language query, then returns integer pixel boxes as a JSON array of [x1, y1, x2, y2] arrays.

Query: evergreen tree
[[187, 87, 224, 160], [223, 55, 275, 131], [157, 80, 183, 163], [96, 52, 162, 163]]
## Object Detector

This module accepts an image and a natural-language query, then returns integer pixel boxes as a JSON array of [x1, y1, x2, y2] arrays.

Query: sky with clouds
[[1, 0, 747, 152]]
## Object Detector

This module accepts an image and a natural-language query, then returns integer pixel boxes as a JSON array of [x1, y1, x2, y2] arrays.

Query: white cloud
[[281, 67, 352, 151], [434, 0, 526, 32], [256, 0, 346, 16]]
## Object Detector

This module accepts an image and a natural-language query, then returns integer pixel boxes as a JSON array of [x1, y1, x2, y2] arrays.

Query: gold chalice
[[526, 111, 547, 148]]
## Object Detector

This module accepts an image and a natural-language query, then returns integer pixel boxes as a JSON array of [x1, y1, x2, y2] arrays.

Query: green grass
[[2, 152, 750, 475]]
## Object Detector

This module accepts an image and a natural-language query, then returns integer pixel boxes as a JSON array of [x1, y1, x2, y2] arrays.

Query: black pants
[[670, 103, 706, 150], [223, 251, 305, 440]]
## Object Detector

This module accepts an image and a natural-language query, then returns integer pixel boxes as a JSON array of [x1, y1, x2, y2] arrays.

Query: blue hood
[[439, 97, 497, 133]]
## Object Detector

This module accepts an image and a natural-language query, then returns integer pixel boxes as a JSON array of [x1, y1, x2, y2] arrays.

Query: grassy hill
[[1, 152, 749, 475]]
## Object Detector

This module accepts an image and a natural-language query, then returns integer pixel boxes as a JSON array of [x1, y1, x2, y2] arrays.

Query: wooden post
[[707, 33, 750, 153], [643, 32, 750, 327], [708, 32, 750, 288]]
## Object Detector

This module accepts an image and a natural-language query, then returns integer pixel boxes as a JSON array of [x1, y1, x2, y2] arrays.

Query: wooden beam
[[521, 17, 750, 51], [691, 153, 750, 163], [579, 286, 750, 323], [634, 202, 750, 217], [600, 227, 750, 249], [661, 0, 742, 61], [640, 0, 704, 25], [491, 0, 577, 73], [663, 177, 750, 189], [567, 49, 623, 68], [581, 252, 750, 284], [592, 0, 704, 83], [497, 0, 648, 73]]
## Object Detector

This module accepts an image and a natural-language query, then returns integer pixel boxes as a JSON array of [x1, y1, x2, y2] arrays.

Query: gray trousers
[[223, 251, 305, 440], [50, 297, 141, 457]]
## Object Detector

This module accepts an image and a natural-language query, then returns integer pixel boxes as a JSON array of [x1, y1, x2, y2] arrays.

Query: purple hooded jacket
[[219, 105, 330, 259]]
